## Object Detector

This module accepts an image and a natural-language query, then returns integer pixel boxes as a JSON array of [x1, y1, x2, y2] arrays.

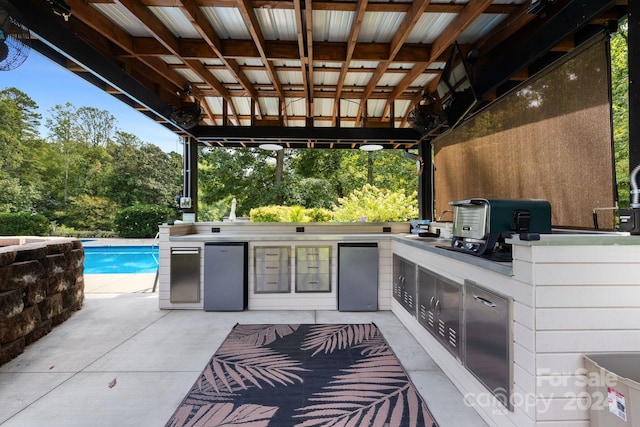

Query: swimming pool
[[83, 246, 159, 274]]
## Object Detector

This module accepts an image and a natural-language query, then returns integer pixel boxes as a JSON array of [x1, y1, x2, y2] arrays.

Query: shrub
[[304, 208, 333, 222], [250, 206, 334, 223], [250, 205, 288, 222], [0, 212, 50, 236], [287, 205, 306, 222], [332, 184, 418, 222], [113, 204, 174, 237]]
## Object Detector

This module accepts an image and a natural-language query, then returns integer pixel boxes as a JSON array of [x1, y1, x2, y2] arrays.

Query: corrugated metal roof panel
[[255, 8, 298, 41], [458, 14, 507, 43], [204, 96, 224, 117], [286, 98, 307, 117], [388, 62, 416, 70], [260, 97, 280, 116], [406, 13, 457, 44], [273, 60, 302, 68], [315, 98, 335, 117], [175, 68, 205, 83], [367, 99, 387, 118], [313, 10, 354, 42], [201, 58, 224, 66], [349, 60, 379, 69], [394, 100, 412, 118], [92, 3, 151, 37], [203, 99, 222, 126], [378, 73, 406, 87], [340, 99, 361, 117], [358, 12, 405, 43], [236, 58, 264, 67], [314, 61, 343, 69], [149, 7, 202, 39], [410, 74, 437, 88], [277, 70, 304, 85], [209, 69, 238, 84], [344, 72, 373, 87], [244, 69, 272, 85], [314, 71, 340, 86], [201, 7, 251, 40], [233, 97, 252, 115], [160, 55, 183, 65]]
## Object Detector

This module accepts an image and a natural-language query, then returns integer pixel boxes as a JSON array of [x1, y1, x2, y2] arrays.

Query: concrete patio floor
[[0, 273, 488, 427]]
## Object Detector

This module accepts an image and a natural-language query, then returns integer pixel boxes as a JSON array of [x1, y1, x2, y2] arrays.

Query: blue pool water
[[83, 246, 159, 274]]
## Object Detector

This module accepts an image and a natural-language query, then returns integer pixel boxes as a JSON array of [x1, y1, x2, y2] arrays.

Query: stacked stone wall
[[0, 238, 84, 365]]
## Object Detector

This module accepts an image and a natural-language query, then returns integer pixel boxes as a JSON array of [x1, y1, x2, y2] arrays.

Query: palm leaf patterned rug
[[165, 323, 439, 427]]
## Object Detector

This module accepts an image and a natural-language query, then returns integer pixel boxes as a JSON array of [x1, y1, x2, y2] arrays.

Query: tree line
[[0, 87, 419, 234], [0, 88, 182, 234]]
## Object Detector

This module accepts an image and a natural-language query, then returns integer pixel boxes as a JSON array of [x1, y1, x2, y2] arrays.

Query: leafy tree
[[106, 132, 181, 208], [46, 102, 84, 206], [0, 88, 44, 213], [199, 147, 288, 216], [611, 18, 629, 206], [76, 106, 116, 147]]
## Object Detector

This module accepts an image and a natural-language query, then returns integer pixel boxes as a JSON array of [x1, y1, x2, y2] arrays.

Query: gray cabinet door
[[338, 243, 378, 311], [204, 242, 248, 311]]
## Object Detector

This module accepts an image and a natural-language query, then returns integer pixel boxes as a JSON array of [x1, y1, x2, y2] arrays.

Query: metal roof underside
[[8, 0, 629, 150]]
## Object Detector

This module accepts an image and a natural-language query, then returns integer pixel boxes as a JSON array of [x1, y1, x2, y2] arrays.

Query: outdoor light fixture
[[258, 143, 283, 151], [359, 144, 383, 151]]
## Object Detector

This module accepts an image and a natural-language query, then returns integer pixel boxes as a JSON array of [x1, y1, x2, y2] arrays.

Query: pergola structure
[[5, 0, 635, 218]]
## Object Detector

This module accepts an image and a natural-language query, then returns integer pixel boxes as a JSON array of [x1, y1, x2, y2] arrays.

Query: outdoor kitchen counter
[[391, 232, 640, 427]]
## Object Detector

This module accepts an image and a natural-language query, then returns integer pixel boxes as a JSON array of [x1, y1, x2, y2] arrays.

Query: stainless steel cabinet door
[[418, 267, 462, 359], [464, 280, 512, 410], [170, 247, 200, 303]]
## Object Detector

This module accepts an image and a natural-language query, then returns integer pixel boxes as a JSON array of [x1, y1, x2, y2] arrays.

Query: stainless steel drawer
[[296, 260, 330, 274], [255, 273, 290, 293], [296, 246, 331, 261], [296, 273, 330, 292], [255, 260, 289, 276], [255, 247, 289, 262]]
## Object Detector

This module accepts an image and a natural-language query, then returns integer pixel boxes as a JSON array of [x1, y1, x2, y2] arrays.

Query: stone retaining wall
[[0, 237, 84, 365]]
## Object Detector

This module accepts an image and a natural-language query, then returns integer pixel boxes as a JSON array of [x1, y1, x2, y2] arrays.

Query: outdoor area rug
[[165, 323, 439, 427]]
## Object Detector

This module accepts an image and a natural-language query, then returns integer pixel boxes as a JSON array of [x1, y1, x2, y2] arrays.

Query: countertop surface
[[168, 232, 514, 276]]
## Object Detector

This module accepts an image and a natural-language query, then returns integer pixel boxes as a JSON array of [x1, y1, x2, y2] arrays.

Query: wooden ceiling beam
[[293, 0, 312, 121], [333, 0, 368, 126], [128, 38, 445, 63], [179, 0, 262, 119], [137, 0, 519, 14], [305, 0, 314, 123], [111, 0, 239, 124], [355, 0, 433, 125], [236, 0, 288, 122], [66, 0, 188, 93]]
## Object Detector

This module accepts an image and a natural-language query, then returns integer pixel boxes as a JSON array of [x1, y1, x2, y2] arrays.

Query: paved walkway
[[0, 273, 488, 427]]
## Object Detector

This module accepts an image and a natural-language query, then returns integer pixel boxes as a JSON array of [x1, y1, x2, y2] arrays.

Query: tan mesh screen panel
[[433, 36, 615, 229]]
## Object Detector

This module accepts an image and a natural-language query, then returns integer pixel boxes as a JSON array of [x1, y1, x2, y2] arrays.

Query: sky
[[1, 50, 182, 154]]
